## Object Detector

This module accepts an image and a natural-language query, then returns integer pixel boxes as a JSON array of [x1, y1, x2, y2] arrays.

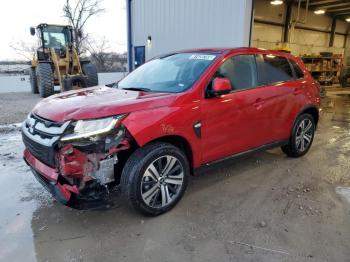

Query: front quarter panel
[[122, 98, 202, 167]]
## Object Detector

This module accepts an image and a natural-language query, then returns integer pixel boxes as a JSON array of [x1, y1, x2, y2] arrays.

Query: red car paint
[[23, 47, 320, 208], [24, 149, 79, 201], [24, 149, 59, 181], [32, 86, 176, 122]]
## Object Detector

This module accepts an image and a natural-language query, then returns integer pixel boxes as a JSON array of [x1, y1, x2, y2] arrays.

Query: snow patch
[[336, 187, 350, 204], [0, 122, 22, 133]]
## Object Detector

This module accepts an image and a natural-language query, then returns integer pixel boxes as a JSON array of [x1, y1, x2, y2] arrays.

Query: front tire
[[29, 67, 38, 94], [121, 142, 189, 216], [282, 113, 315, 158], [36, 63, 54, 98]]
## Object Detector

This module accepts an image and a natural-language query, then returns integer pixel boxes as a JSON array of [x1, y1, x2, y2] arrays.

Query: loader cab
[[40, 24, 73, 50], [31, 24, 73, 51], [29, 23, 98, 98]]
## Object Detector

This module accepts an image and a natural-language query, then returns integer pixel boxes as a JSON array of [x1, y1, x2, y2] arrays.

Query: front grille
[[22, 114, 70, 167], [22, 131, 56, 166]]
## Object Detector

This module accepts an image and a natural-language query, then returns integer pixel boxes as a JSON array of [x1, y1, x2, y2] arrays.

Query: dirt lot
[[0, 92, 41, 125], [0, 90, 350, 262]]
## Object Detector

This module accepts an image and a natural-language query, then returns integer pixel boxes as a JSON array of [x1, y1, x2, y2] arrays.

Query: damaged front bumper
[[22, 113, 131, 210], [24, 149, 114, 210]]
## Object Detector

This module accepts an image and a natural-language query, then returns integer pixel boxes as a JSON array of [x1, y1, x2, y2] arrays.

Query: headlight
[[60, 115, 126, 142]]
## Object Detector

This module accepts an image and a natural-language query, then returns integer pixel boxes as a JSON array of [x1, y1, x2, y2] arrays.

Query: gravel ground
[[0, 92, 41, 125], [1, 111, 350, 262], [0, 90, 350, 262]]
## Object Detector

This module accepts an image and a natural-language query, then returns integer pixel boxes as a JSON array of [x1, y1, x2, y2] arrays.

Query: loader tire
[[82, 63, 98, 87], [36, 63, 54, 98], [29, 68, 39, 94]]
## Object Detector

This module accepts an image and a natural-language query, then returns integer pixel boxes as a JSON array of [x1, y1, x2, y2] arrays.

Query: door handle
[[253, 98, 264, 109], [293, 83, 306, 95]]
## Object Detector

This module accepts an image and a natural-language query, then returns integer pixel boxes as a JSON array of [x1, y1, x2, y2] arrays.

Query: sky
[[1, 0, 127, 61]]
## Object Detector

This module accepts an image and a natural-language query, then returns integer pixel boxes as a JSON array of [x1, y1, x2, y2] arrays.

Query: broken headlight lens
[[60, 115, 127, 142]]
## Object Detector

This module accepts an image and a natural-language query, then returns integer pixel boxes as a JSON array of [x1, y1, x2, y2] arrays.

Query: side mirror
[[30, 27, 36, 36], [212, 77, 232, 96], [77, 30, 83, 38]]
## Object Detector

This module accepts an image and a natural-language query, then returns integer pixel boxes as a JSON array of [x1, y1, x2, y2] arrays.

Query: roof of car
[[177, 47, 295, 58], [154, 48, 298, 62]]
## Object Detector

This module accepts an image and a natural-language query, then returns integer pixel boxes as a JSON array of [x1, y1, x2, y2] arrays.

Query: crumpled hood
[[33, 86, 177, 122]]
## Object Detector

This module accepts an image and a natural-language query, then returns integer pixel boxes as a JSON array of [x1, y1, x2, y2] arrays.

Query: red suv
[[22, 48, 320, 215]]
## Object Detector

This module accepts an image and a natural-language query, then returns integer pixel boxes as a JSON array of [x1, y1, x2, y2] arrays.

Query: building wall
[[252, 0, 350, 57], [130, 0, 253, 68]]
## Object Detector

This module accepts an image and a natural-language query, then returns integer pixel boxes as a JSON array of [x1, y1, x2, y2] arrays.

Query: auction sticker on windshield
[[189, 54, 216, 60]]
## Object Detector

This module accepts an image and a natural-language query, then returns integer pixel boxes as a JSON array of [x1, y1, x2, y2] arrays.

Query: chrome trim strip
[[35, 121, 70, 135], [22, 123, 59, 147], [25, 114, 70, 136]]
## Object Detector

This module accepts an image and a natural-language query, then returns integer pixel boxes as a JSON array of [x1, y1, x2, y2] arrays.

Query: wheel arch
[[289, 105, 319, 137], [299, 105, 319, 128], [146, 135, 194, 173], [116, 132, 195, 182]]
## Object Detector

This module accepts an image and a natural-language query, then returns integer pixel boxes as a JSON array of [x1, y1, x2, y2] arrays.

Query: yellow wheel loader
[[29, 23, 98, 98]]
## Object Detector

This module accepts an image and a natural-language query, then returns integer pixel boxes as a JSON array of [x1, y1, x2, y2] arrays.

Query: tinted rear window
[[260, 55, 294, 84]]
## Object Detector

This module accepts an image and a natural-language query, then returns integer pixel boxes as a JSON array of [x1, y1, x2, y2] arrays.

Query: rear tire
[[36, 63, 54, 98], [29, 68, 38, 94], [120, 142, 189, 216], [282, 113, 315, 158], [82, 63, 98, 87]]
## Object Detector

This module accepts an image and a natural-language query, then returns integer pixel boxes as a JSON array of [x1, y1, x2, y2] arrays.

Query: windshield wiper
[[122, 87, 151, 92], [105, 82, 116, 88]]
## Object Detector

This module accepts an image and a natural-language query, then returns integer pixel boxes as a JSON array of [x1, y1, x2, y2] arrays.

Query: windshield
[[42, 26, 71, 49], [118, 53, 218, 93]]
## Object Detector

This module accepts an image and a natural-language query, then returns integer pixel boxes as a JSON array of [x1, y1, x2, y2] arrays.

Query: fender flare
[[289, 104, 319, 137]]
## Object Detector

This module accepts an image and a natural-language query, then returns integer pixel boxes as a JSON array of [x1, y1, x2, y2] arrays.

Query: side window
[[261, 55, 294, 84], [216, 55, 258, 90], [289, 59, 304, 79]]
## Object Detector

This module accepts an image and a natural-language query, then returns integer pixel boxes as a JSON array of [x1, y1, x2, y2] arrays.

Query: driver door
[[201, 54, 271, 163]]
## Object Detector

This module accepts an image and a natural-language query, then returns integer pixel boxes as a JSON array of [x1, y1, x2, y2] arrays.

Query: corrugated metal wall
[[130, 0, 253, 64]]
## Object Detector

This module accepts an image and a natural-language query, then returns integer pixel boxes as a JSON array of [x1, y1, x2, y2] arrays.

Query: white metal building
[[126, 0, 253, 71], [126, 0, 350, 78]]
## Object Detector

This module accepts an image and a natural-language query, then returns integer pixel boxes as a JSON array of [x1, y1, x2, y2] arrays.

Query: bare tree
[[10, 40, 37, 61], [63, 0, 104, 54], [86, 37, 127, 72], [86, 37, 110, 72]]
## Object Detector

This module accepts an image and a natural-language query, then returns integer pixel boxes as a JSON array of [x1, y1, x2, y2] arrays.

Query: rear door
[[285, 58, 311, 132], [255, 54, 296, 141], [288, 58, 308, 100]]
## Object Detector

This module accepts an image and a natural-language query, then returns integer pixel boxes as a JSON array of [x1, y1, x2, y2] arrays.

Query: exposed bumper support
[[23, 149, 113, 210]]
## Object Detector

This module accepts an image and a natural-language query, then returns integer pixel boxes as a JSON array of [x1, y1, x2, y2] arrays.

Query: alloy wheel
[[141, 155, 184, 208], [295, 118, 314, 152]]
